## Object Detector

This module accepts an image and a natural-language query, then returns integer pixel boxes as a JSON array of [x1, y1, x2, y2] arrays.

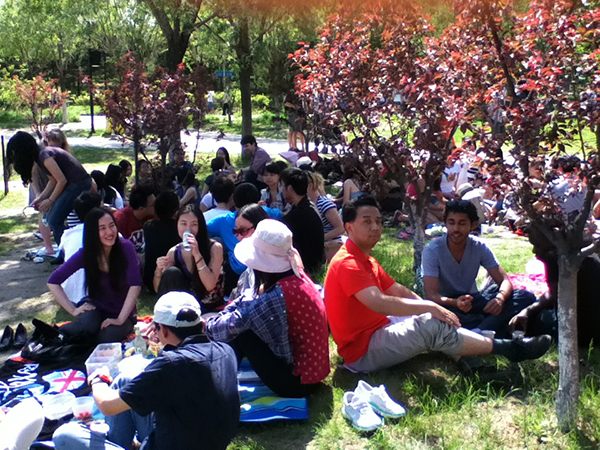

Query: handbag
[[21, 319, 94, 365]]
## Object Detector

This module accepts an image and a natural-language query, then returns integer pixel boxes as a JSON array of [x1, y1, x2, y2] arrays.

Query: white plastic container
[[72, 396, 94, 421], [85, 343, 123, 378], [42, 392, 75, 420]]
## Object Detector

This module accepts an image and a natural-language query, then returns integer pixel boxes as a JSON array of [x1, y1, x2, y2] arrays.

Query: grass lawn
[[0, 136, 597, 447], [224, 234, 599, 450]]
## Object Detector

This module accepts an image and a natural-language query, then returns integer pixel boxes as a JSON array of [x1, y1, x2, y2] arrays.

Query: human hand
[[87, 365, 111, 385], [509, 312, 529, 334], [100, 318, 122, 329], [257, 200, 267, 206], [144, 322, 160, 343], [483, 296, 504, 315], [73, 302, 95, 317], [156, 256, 174, 273], [456, 295, 473, 313], [431, 305, 461, 328], [38, 199, 53, 213]]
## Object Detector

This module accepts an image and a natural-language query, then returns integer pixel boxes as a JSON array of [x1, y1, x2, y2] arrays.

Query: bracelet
[[197, 264, 208, 271]]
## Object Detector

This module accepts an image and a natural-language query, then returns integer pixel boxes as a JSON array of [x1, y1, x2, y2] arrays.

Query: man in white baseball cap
[[53, 291, 240, 450]]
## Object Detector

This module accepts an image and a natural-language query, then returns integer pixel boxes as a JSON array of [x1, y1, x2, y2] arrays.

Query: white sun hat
[[234, 219, 301, 277]]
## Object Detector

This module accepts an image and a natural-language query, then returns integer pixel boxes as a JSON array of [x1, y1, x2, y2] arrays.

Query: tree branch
[[143, 0, 174, 42], [200, 21, 230, 46]]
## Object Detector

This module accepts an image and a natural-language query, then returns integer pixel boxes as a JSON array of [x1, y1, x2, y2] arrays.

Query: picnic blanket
[[0, 353, 91, 441], [238, 360, 309, 422], [507, 273, 548, 298]]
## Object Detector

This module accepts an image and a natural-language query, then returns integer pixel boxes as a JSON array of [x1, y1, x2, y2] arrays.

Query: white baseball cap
[[153, 291, 202, 327]]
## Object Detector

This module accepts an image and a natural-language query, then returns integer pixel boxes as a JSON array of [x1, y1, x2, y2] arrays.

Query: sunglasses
[[233, 226, 254, 237]]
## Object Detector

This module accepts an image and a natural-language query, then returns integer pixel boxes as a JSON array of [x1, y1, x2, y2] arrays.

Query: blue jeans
[[53, 375, 153, 450], [47, 176, 92, 245], [447, 285, 536, 338]]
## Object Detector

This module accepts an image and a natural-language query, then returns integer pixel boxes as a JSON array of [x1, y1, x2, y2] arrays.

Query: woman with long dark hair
[[178, 171, 201, 207], [216, 147, 236, 175], [104, 164, 125, 209], [154, 204, 225, 312], [7, 131, 91, 244], [47, 208, 142, 342]]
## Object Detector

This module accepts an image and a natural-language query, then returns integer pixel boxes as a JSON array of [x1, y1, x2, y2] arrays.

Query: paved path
[[0, 114, 292, 158]]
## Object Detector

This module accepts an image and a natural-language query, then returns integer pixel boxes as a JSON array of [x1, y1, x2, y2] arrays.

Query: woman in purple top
[[7, 131, 91, 244], [48, 208, 142, 343]]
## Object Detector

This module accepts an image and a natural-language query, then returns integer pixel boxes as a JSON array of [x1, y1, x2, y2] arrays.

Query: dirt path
[[0, 230, 60, 362]]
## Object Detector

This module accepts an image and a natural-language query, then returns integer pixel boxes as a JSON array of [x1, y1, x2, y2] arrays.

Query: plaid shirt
[[205, 285, 292, 364]]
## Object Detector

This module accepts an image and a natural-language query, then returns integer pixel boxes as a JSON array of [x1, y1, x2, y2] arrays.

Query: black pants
[[157, 266, 191, 296], [60, 307, 135, 343], [229, 330, 319, 398]]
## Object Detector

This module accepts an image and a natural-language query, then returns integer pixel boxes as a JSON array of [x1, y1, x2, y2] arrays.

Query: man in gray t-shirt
[[422, 200, 535, 338]]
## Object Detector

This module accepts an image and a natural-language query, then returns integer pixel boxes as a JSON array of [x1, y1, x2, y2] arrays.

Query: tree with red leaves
[[292, 4, 467, 283], [440, 0, 600, 430], [13, 75, 68, 139], [103, 54, 208, 187]]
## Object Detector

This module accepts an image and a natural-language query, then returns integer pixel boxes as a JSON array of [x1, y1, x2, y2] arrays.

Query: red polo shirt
[[324, 239, 394, 363]]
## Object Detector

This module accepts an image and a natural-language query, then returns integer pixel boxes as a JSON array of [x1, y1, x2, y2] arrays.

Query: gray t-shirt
[[422, 234, 499, 297]]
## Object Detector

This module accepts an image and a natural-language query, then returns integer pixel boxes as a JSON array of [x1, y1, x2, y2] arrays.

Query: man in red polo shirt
[[324, 196, 551, 373]]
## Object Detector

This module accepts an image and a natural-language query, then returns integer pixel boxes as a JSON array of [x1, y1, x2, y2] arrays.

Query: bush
[[71, 94, 92, 107], [0, 79, 20, 111], [252, 94, 270, 111]]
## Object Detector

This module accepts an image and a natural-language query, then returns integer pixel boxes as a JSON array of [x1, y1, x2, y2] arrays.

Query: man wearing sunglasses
[[53, 291, 240, 450], [422, 200, 535, 338]]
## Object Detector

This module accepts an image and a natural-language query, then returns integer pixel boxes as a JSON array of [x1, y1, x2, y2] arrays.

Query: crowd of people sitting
[[6, 129, 593, 449]]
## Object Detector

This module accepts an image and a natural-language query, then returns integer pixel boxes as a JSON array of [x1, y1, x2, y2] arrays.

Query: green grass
[[0, 190, 27, 211], [203, 112, 288, 140]]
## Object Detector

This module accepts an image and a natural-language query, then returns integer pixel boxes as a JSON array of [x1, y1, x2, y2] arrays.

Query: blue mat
[[237, 360, 308, 422]]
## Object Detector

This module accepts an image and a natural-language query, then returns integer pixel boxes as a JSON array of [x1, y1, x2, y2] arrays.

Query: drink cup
[[512, 330, 525, 340], [182, 231, 193, 251], [72, 396, 95, 422]]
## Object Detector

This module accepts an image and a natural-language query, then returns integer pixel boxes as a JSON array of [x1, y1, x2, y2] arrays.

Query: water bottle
[[133, 324, 147, 356], [182, 230, 193, 252]]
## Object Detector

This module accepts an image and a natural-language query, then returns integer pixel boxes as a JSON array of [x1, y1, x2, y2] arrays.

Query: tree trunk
[[134, 136, 141, 187], [62, 101, 68, 125], [237, 17, 253, 138], [556, 254, 580, 432], [409, 203, 426, 296]]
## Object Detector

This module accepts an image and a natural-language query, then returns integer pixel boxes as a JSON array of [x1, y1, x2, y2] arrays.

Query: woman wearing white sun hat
[[205, 219, 330, 397]]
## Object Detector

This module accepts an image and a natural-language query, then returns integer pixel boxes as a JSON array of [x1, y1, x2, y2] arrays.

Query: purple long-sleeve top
[[48, 238, 141, 318]]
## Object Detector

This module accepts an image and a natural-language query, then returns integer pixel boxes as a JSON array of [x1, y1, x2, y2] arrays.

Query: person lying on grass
[[324, 195, 551, 374]]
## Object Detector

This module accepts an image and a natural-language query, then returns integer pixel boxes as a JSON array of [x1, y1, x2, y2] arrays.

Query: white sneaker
[[341, 391, 383, 431], [354, 380, 406, 418]]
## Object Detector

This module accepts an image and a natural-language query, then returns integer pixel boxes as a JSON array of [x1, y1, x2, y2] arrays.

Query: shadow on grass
[[71, 147, 134, 166]]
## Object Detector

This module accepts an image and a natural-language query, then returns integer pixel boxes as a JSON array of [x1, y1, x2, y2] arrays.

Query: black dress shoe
[[50, 254, 64, 265], [0, 326, 14, 351], [13, 323, 27, 349]]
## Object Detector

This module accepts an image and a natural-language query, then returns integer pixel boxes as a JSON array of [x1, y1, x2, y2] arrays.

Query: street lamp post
[[88, 49, 102, 135]]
